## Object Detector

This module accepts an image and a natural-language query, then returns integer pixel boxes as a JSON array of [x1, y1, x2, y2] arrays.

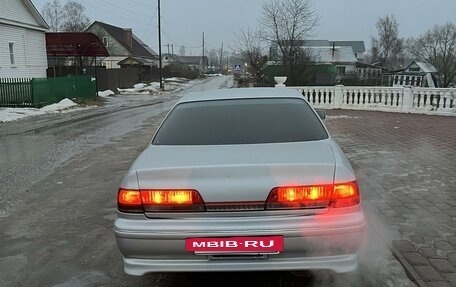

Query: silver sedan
[[114, 88, 366, 276]]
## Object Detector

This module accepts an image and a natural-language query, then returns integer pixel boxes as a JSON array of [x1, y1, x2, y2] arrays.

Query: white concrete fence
[[292, 85, 456, 116]]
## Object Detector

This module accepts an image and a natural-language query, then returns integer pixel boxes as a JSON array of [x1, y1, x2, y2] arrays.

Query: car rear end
[[114, 90, 366, 275]]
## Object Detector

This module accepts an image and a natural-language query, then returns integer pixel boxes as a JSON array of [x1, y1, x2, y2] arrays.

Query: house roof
[[86, 21, 157, 59], [303, 40, 331, 47], [24, 0, 49, 29], [411, 61, 438, 73], [307, 46, 358, 64], [1, 0, 49, 30], [118, 56, 156, 66], [46, 33, 109, 57], [179, 56, 208, 65], [329, 41, 366, 53]]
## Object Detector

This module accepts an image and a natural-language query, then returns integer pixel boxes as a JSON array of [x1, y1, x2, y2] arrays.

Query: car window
[[152, 98, 328, 145]]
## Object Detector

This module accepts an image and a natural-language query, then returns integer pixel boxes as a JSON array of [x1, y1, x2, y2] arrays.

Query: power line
[[93, 0, 154, 18], [80, 0, 152, 26], [128, 0, 155, 8]]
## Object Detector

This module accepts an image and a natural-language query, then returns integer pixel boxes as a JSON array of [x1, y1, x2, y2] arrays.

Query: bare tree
[[371, 15, 404, 69], [61, 1, 90, 32], [41, 0, 64, 32], [260, 0, 319, 85], [409, 23, 456, 87], [208, 48, 219, 68], [234, 28, 267, 84], [179, 45, 186, 56]]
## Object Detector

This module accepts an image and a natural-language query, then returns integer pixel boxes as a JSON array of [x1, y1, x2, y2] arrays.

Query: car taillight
[[118, 189, 143, 212], [117, 188, 205, 213], [266, 181, 360, 210]]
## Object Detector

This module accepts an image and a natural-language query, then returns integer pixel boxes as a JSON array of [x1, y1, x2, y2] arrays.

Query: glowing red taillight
[[117, 188, 205, 213], [118, 189, 142, 212], [266, 181, 360, 210]]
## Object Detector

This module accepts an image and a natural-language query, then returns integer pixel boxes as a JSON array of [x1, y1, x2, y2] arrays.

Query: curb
[[391, 246, 428, 287], [368, 211, 425, 287]]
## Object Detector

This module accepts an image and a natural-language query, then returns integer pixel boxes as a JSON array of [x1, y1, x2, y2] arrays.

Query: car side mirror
[[316, 110, 326, 120]]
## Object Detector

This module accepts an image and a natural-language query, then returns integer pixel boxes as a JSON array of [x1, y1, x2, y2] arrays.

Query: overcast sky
[[32, 0, 456, 55]]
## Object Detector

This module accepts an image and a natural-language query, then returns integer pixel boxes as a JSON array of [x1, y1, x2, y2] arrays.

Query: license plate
[[185, 236, 284, 253]]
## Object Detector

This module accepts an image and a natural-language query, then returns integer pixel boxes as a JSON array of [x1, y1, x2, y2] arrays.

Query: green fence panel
[[73, 75, 97, 100], [0, 78, 33, 107], [32, 76, 97, 107]]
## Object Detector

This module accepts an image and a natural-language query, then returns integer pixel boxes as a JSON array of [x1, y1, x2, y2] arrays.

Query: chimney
[[123, 28, 133, 50]]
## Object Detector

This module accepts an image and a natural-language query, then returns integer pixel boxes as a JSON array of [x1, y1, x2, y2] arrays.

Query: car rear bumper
[[114, 207, 366, 275], [123, 254, 359, 275]]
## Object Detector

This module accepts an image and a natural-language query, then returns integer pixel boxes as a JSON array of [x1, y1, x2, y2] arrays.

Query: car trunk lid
[[134, 141, 335, 206]]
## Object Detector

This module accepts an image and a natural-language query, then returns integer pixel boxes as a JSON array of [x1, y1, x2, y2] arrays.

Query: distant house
[[329, 41, 366, 62], [180, 56, 208, 70], [269, 39, 365, 63], [161, 54, 208, 71], [306, 46, 358, 76], [161, 53, 180, 67], [0, 0, 49, 78], [383, 61, 440, 88], [86, 21, 158, 69]]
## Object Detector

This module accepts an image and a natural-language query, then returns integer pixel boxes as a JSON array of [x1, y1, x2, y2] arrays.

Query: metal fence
[[0, 78, 33, 107], [0, 76, 97, 108]]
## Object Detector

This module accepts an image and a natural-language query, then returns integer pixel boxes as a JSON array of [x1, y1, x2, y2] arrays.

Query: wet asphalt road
[[0, 77, 415, 287]]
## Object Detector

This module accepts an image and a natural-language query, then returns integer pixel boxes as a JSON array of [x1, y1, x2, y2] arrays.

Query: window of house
[[416, 77, 422, 87], [103, 37, 109, 47], [405, 76, 410, 85], [399, 76, 404, 85], [409, 67, 420, 72], [336, 66, 346, 75], [9, 42, 15, 65]]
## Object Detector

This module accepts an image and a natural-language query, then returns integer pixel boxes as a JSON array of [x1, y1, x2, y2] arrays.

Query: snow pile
[[40, 98, 77, 112], [98, 90, 115, 98], [206, 73, 224, 77], [118, 78, 190, 95], [164, 77, 188, 83], [0, 98, 87, 123], [133, 83, 147, 89]]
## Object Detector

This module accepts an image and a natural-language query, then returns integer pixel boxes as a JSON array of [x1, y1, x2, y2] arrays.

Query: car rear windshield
[[152, 98, 328, 145]]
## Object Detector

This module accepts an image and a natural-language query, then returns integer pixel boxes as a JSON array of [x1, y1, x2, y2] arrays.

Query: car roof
[[179, 88, 303, 103]]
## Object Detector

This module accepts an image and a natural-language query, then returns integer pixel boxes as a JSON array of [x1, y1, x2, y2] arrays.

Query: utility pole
[[158, 0, 163, 90], [167, 44, 170, 55], [219, 42, 223, 74], [202, 32, 205, 73], [171, 44, 174, 64]]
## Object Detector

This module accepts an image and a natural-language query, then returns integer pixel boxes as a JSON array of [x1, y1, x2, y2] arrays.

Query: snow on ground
[[133, 83, 147, 89], [117, 78, 193, 95], [0, 99, 94, 123], [98, 90, 115, 98], [1, 76, 230, 124], [40, 98, 77, 112]]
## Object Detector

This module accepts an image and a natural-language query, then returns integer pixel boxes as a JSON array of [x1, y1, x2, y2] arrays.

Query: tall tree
[[409, 23, 456, 87], [41, 0, 64, 32], [260, 0, 319, 85], [208, 48, 219, 68], [371, 14, 404, 69], [234, 28, 267, 84], [179, 45, 186, 56], [61, 1, 90, 32]]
